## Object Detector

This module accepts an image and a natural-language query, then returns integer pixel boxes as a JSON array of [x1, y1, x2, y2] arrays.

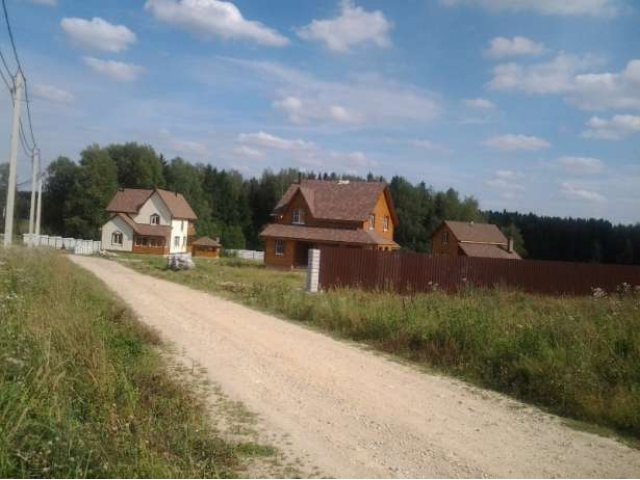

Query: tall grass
[[118, 254, 640, 439], [0, 250, 252, 478]]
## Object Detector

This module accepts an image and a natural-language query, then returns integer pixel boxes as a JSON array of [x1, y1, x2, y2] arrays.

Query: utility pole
[[35, 149, 42, 238], [28, 147, 38, 245], [3, 71, 24, 247]]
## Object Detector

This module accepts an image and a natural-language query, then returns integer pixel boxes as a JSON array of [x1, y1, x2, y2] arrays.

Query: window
[[181, 220, 185, 231], [150, 214, 160, 225], [275, 239, 285, 256], [383, 216, 389, 232], [182, 236, 186, 247], [369, 214, 375, 230], [442, 231, 449, 245], [174, 236, 180, 247], [111, 231, 123, 245], [292, 209, 305, 225]]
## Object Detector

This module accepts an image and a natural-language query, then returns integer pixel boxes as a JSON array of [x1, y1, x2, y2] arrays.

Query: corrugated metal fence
[[22, 234, 102, 255], [318, 246, 640, 296]]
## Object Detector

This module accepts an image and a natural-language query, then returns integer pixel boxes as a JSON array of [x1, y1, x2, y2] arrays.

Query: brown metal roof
[[192, 236, 221, 247], [260, 223, 398, 247], [443, 220, 508, 245], [115, 213, 171, 237], [156, 189, 198, 220], [106, 188, 197, 220], [106, 189, 153, 213], [459, 242, 521, 259], [273, 180, 395, 224]]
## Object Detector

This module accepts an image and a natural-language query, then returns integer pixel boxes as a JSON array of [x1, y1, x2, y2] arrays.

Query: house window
[[383, 216, 389, 232], [111, 231, 123, 245], [181, 220, 185, 231], [275, 239, 285, 256], [292, 209, 305, 225], [182, 236, 186, 247], [442, 231, 449, 245], [150, 214, 160, 225], [369, 214, 375, 230], [174, 236, 180, 247]]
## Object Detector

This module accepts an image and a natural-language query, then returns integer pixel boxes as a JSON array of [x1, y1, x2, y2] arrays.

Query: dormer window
[[383, 216, 389, 232], [150, 214, 160, 225], [369, 214, 375, 230], [292, 209, 305, 225]]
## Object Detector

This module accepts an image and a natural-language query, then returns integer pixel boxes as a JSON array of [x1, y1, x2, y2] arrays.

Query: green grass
[[115, 253, 640, 440], [0, 250, 276, 478]]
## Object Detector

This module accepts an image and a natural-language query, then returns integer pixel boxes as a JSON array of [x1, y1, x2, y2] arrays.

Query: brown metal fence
[[318, 246, 640, 296]]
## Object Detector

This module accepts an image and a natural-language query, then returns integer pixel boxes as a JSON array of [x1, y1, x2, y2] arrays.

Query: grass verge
[[116, 254, 640, 441], [0, 250, 274, 478]]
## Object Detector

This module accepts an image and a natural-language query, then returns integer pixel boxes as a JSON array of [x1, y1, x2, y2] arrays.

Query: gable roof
[[459, 242, 521, 260], [113, 213, 172, 237], [260, 223, 399, 247], [441, 220, 508, 245], [106, 188, 197, 220], [273, 180, 397, 224], [192, 236, 221, 247]]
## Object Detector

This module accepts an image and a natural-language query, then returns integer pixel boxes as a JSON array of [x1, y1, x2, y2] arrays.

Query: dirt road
[[71, 255, 640, 478]]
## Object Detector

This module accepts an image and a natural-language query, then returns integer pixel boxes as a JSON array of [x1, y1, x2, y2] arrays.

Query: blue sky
[[1, 0, 639, 223]]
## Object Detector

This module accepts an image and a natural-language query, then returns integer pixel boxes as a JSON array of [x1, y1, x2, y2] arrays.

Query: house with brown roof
[[260, 179, 400, 269], [431, 220, 521, 259], [101, 188, 197, 255], [191, 236, 221, 259]]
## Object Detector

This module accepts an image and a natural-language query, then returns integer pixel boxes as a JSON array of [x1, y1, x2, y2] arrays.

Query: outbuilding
[[191, 236, 221, 259]]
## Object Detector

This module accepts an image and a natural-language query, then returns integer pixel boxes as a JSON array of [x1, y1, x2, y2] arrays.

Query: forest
[[1, 142, 638, 265]]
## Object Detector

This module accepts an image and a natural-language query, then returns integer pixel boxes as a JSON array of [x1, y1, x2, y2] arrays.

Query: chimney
[[508, 237, 514, 253]]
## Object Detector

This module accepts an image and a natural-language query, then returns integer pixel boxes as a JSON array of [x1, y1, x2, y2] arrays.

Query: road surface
[[71, 255, 640, 478]]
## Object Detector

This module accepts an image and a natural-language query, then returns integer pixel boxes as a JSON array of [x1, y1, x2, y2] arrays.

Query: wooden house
[[191, 236, 221, 259], [431, 220, 521, 259], [260, 180, 399, 269]]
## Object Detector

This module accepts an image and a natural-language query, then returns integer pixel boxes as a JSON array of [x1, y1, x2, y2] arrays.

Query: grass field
[[116, 254, 640, 440], [0, 250, 276, 478]]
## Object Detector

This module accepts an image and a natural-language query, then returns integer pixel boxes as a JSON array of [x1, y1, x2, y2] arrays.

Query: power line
[[23, 79, 36, 147], [19, 119, 33, 156], [0, 48, 11, 91], [1, 0, 22, 74]]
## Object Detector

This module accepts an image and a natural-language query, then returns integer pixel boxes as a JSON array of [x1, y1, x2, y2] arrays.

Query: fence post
[[306, 248, 321, 293]]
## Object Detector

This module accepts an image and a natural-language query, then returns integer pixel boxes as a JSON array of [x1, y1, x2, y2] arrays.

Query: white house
[[101, 188, 197, 255]]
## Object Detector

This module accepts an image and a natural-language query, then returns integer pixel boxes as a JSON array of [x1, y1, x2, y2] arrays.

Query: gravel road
[[71, 255, 640, 478]]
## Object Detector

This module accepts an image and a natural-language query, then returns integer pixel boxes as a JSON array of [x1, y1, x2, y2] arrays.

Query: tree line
[[1, 142, 638, 264]]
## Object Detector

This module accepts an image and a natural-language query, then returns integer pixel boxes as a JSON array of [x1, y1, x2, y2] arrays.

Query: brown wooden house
[[431, 220, 521, 259], [260, 180, 400, 269], [191, 236, 221, 259]]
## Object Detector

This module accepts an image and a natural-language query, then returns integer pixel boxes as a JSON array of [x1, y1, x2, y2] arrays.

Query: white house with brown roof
[[431, 220, 521, 259], [260, 180, 400, 268], [101, 188, 197, 255]]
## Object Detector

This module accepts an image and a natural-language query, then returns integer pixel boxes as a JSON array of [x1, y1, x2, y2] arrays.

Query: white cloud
[[488, 55, 640, 111], [144, 0, 288, 47], [485, 36, 544, 59], [237, 131, 314, 151], [582, 114, 640, 140], [441, 0, 620, 17], [557, 156, 605, 175], [84, 57, 144, 82], [233, 145, 264, 159], [61, 17, 137, 53], [31, 83, 74, 103], [483, 134, 550, 151], [462, 97, 496, 110], [236, 131, 376, 172], [485, 169, 525, 198], [560, 182, 606, 203], [409, 139, 452, 154], [214, 58, 440, 127], [29, 0, 56, 6], [488, 53, 599, 95], [296, 0, 393, 53]]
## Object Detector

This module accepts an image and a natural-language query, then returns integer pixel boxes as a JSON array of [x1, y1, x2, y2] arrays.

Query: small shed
[[191, 236, 222, 259]]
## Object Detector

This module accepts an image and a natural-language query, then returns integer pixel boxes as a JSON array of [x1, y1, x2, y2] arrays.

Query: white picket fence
[[225, 249, 264, 261], [22, 234, 102, 255]]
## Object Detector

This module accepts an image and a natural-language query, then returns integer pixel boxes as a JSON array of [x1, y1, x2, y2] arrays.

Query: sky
[[1, 0, 639, 224]]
